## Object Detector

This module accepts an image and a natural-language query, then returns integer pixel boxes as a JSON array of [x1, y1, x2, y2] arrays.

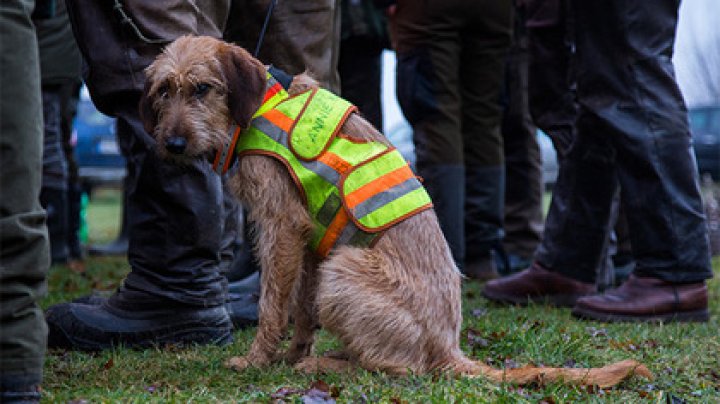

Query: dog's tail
[[447, 355, 652, 387]]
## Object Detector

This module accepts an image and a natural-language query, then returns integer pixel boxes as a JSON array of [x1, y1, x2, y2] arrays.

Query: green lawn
[[41, 188, 720, 403]]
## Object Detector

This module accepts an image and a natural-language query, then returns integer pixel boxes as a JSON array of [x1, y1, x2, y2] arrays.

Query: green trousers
[[0, 0, 50, 388], [391, 0, 513, 265]]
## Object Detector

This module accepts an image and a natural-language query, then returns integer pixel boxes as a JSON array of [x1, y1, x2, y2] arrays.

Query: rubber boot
[[464, 165, 505, 279], [40, 187, 69, 265], [418, 164, 466, 268]]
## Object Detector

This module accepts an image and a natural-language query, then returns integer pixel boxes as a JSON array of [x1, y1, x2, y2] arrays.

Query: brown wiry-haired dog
[[140, 35, 651, 387]]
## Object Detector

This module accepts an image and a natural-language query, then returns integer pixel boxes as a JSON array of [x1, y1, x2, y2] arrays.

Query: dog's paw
[[225, 356, 252, 372], [293, 357, 321, 374], [294, 356, 353, 374]]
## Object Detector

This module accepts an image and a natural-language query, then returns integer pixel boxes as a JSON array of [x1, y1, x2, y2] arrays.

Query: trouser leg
[[0, 0, 49, 395], [393, 0, 510, 269], [40, 86, 70, 264], [59, 81, 84, 261], [339, 38, 384, 130], [460, 0, 512, 266], [501, 19, 543, 264], [225, 0, 341, 92], [572, 0, 712, 283], [527, 3, 617, 285]]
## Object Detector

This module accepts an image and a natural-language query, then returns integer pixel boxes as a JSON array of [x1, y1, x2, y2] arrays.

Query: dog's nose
[[165, 136, 187, 154]]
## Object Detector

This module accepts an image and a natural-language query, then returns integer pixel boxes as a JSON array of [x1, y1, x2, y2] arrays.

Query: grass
[[41, 187, 720, 403]]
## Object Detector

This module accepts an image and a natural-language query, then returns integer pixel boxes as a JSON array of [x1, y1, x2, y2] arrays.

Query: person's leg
[[45, 0, 237, 350], [339, 37, 384, 130], [571, 0, 712, 321], [483, 0, 613, 305], [39, 85, 70, 264], [59, 81, 85, 265], [0, 0, 48, 401], [392, 0, 466, 268], [499, 5, 543, 275], [225, 0, 341, 92], [460, 0, 513, 279]]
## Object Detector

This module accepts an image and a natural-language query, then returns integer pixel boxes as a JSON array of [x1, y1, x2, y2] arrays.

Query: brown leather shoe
[[572, 275, 709, 322], [481, 262, 596, 307]]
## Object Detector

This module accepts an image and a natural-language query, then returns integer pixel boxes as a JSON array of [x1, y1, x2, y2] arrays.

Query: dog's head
[[140, 35, 266, 162]]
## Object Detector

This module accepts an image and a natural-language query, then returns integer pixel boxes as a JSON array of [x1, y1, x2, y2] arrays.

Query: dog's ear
[[139, 79, 157, 136], [219, 44, 267, 129]]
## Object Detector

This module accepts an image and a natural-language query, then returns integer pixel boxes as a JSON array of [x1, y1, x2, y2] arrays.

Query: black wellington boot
[[40, 187, 69, 265], [418, 164, 466, 268], [464, 165, 505, 280]]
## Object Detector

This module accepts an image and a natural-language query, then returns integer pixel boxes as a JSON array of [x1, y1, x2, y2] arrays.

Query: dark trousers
[[501, 8, 543, 260], [339, 37, 384, 131], [535, 0, 712, 284], [392, 0, 512, 266], [65, 0, 236, 307], [0, 0, 49, 387]]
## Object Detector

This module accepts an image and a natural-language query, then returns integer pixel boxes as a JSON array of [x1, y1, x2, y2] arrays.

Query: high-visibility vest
[[216, 71, 433, 257]]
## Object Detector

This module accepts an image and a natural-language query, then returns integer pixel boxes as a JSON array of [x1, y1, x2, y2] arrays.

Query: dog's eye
[[195, 83, 211, 98], [157, 85, 169, 99]]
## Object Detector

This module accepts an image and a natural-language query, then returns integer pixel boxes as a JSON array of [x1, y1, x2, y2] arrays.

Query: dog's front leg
[[227, 220, 307, 371], [285, 256, 320, 364]]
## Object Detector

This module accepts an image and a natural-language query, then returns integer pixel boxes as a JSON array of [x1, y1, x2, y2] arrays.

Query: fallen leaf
[[464, 328, 489, 348], [101, 358, 114, 370], [586, 327, 608, 338], [665, 393, 687, 403], [522, 320, 544, 330], [301, 388, 335, 404], [271, 387, 303, 399], [309, 380, 330, 393]]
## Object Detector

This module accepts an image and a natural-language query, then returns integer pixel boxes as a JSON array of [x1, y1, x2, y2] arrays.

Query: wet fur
[[140, 35, 652, 387]]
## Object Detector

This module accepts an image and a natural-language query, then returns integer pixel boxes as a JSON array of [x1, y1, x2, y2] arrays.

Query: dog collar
[[212, 66, 291, 175]]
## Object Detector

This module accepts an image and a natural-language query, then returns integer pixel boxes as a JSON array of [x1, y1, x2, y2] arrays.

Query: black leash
[[254, 0, 278, 58]]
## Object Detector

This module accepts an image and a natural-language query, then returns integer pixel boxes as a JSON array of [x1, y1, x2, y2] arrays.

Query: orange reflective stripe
[[345, 165, 416, 209], [263, 109, 293, 132], [317, 151, 352, 175], [316, 208, 349, 257]]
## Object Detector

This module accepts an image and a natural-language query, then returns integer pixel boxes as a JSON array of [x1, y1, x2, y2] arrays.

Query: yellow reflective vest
[[216, 71, 432, 257]]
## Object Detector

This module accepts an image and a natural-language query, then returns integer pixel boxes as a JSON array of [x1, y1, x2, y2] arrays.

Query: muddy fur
[[140, 35, 652, 387]]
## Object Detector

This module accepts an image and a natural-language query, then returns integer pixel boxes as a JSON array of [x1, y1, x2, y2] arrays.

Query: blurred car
[[689, 106, 720, 180], [73, 86, 125, 194]]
